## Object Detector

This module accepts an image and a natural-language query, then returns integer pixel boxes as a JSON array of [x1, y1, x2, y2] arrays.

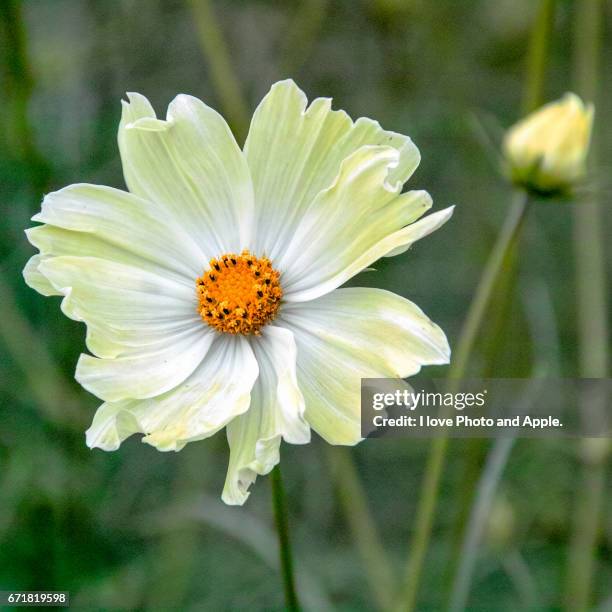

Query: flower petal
[[84, 402, 141, 451], [75, 324, 214, 402], [244, 79, 420, 260], [276, 140, 452, 301], [222, 325, 310, 505], [29, 184, 205, 280], [119, 92, 254, 255], [86, 335, 258, 451], [279, 288, 450, 444], [284, 205, 454, 303], [39, 255, 203, 361], [23, 254, 60, 296]]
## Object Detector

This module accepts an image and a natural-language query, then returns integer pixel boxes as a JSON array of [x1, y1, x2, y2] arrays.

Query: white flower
[[24, 80, 453, 504], [503, 92, 594, 195]]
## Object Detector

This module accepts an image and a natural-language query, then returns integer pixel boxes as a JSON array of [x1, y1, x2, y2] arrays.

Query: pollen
[[196, 250, 282, 335]]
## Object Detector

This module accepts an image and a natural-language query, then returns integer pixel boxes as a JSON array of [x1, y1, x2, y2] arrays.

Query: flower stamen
[[196, 250, 282, 335]]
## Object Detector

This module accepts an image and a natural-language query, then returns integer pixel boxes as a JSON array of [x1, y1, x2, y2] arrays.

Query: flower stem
[[270, 465, 300, 611], [448, 193, 530, 382], [399, 2, 556, 607], [522, 0, 556, 114], [571, 0, 607, 378], [327, 447, 396, 611], [565, 2, 609, 610], [399, 194, 530, 612], [439, 0, 558, 602], [448, 435, 516, 612]]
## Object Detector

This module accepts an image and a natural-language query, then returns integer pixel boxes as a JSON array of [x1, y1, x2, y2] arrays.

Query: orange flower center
[[196, 250, 282, 335]]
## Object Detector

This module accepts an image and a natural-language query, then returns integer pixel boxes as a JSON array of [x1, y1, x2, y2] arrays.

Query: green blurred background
[[1, 0, 610, 610]]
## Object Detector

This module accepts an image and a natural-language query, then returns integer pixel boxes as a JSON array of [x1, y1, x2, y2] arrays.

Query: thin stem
[[399, 432, 448, 612], [186, 0, 250, 143], [522, 0, 556, 114], [448, 436, 516, 612], [565, 1, 609, 610], [502, 550, 540, 610], [448, 382, 546, 612], [571, 1, 608, 377], [401, 2, 556, 605], [449, 193, 530, 381], [565, 445, 608, 612], [327, 447, 396, 611], [270, 465, 300, 611], [400, 194, 530, 612], [440, 0, 557, 598]]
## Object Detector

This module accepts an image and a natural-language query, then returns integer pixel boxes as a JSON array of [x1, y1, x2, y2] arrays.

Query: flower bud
[[503, 93, 594, 196]]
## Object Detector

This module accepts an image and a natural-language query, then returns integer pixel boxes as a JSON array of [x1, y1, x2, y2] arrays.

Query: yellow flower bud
[[503, 93, 594, 195]]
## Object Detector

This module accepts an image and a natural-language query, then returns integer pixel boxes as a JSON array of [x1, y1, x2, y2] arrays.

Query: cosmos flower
[[503, 92, 594, 196], [24, 80, 452, 504]]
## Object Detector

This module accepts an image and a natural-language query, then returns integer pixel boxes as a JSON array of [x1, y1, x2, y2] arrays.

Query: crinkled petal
[[119, 92, 254, 255], [84, 402, 141, 451], [275, 140, 452, 301], [244, 79, 420, 260], [283, 205, 454, 303], [23, 254, 60, 296], [86, 335, 258, 451], [279, 288, 450, 444], [222, 325, 310, 505], [28, 184, 205, 281], [39, 255, 203, 361]]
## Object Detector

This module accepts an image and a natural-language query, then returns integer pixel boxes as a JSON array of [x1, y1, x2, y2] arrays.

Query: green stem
[[448, 436, 516, 612], [565, 1, 609, 610], [440, 0, 557, 599], [565, 443, 607, 612], [449, 194, 530, 381], [186, 0, 250, 143], [399, 432, 447, 612], [522, 0, 556, 114], [571, 2, 608, 377], [400, 194, 530, 612], [327, 447, 396, 611], [270, 465, 300, 611]]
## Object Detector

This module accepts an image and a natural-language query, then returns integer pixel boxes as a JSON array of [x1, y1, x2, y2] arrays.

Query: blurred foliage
[[0, 0, 611, 610]]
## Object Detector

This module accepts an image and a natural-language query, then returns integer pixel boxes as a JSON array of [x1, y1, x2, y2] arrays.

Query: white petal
[[222, 325, 310, 505], [23, 254, 60, 296], [84, 402, 141, 451], [251, 326, 310, 445], [76, 324, 214, 402], [383, 204, 455, 258], [86, 335, 258, 451], [39, 255, 201, 360], [279, 288, 450, 444], [274, 136, 451, 302], [244, 79, 420, 259], [283, 206, 454, 302], [29, 184, 205, 280], [119, 92, 254, 255]]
